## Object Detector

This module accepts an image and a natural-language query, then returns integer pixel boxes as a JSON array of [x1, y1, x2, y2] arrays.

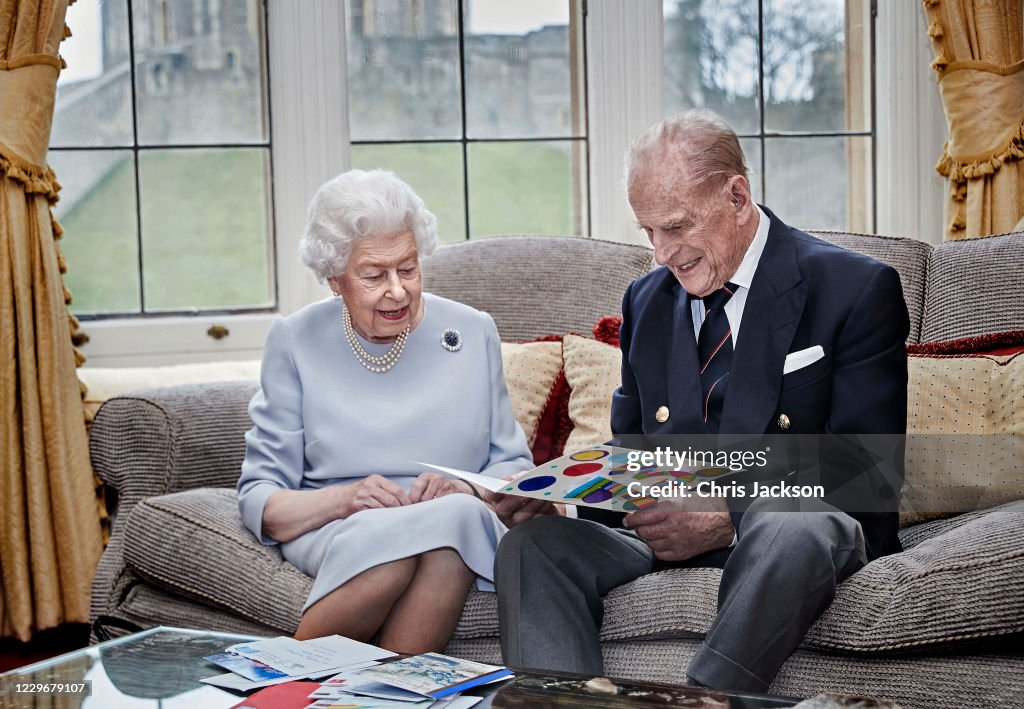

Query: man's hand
[[486, 491, 563, 528], [409, 472, 467, 503], [341, 474, 412, 515], [624, 497, 735, 562], [484, 472, 564, 527]]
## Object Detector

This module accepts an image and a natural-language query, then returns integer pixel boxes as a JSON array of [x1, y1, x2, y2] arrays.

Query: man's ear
[[725, 175, 751, 209]]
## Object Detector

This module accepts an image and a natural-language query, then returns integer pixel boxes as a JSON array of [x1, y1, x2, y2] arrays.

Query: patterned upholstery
[[114, 474, 1024, 653], [422, 235, 654, 342], [89, 382, 259, 634], [452, 501, 1024, 652], [922, 231, 1024, 342], [88, 233, 1024, 708]]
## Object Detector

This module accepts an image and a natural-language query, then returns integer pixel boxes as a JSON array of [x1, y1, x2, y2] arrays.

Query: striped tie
[[698, 282, 738, 433]]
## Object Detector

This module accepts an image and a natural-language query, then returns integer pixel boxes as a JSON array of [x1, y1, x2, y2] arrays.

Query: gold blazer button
[[655, 406, 670, 423], [777, 413, 791, 431]]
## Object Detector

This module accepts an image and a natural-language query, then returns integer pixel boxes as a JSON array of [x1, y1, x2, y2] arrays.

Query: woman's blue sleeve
[[237, 317, 306, 545]]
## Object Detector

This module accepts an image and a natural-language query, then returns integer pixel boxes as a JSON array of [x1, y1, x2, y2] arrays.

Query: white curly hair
[[299, 169, 438, 283]]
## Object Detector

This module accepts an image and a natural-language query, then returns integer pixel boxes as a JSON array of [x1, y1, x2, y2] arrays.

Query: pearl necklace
[[342, 305, 410, 373]]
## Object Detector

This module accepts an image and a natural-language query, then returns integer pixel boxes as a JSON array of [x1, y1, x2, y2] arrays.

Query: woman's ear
[[327, 275, 342, 296]]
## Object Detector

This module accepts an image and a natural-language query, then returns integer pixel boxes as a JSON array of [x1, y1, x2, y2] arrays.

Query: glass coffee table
[[0, 626, 800, 708]]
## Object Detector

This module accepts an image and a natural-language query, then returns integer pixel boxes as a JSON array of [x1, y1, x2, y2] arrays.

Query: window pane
[[347, 0, 461, 140], [468, 141, 584, 237], [351, 143, 466, 243], [764, 136, 872, 231], [663, 0, 759, 133], [763, 0, 862, 132], [51, 150, 141, 314], [465, 0, 580, 139], [138, 148, 273, 310], [132, 0, 268, 146], [53, 0, 134, 147], [740, 137, 762, 204]]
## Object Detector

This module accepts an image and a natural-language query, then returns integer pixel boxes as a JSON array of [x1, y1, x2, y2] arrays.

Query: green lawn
[[58, 157, 141, 313], [60, 143, 576, 315], [351, 141, 577, 242]]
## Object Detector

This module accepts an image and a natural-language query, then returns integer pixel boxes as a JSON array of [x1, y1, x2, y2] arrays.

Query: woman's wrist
[[330, 483, 355, 519]]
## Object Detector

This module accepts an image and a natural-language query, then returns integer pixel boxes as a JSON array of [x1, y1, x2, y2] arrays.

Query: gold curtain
[[0, 0, 102, 641], [922, 0, 1024, 240]]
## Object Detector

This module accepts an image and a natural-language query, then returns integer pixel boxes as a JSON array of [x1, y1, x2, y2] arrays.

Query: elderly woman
[[237, 169, 533, 653]]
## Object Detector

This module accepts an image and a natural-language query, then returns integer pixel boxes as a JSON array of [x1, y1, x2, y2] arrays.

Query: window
[[51, 0, 274, 318], [60, 0, 935, 364], [662, 0, 873, 231], [346, 0, 589, 242]]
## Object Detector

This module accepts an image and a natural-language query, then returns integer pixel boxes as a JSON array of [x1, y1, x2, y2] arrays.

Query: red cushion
[[593, 316, 622, 347], [907, 330, 1024, 356], [520, 335, 574, 464]]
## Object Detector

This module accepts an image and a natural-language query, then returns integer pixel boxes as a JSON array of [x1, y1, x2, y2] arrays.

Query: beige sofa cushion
[[561, 334, 619, 451], [499, 340, 563, 446], [902, 352, 1024, 524]]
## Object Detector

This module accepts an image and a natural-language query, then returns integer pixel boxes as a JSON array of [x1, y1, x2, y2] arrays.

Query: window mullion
[[268, 0, 350, 314], [586, 0, 663, 244]]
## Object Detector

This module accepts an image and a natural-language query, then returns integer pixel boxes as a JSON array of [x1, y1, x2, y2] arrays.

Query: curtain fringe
[[936, 121, 1024, 181], [0, 142, 61, 202], [935, 122, 1024, 235]]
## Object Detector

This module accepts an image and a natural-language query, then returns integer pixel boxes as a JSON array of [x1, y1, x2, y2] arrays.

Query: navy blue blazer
[[605, 207, 909, 561]]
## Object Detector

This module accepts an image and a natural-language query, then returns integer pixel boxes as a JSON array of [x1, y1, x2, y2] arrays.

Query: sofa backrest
[[421, 235, 655, 342], [921, 231, 1024, 342], [811, 231, 932, 345]]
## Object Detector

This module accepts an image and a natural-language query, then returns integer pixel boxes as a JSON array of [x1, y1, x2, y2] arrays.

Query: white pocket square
[[783, 345, 825, 375]]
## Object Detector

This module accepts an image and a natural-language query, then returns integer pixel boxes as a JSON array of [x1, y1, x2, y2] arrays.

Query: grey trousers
[[494, 496, 867, 693]]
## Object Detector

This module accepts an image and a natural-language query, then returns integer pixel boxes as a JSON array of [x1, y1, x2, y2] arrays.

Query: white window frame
[[78, 0, 945, 366]]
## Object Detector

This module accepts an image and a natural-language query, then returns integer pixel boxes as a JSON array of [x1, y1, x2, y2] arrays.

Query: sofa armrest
[[90, 381, 259, 515]]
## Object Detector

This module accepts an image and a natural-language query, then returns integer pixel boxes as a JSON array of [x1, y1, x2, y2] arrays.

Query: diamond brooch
[[441, 328, 462, 352]]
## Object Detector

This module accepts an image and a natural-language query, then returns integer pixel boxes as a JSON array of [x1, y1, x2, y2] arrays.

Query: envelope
[[783, 345, 825, 375]]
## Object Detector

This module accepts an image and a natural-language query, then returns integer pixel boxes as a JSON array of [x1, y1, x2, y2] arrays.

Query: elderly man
[[492, 110, 908, 692]]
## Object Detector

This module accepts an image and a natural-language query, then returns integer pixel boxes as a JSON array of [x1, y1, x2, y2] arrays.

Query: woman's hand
[[341, 474, 412, 515], [408, 472, 469, 503]]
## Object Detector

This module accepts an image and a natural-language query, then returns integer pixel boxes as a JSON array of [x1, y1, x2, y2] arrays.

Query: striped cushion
[[922, 231, 1024, 342], [123, 488, 308, 633]]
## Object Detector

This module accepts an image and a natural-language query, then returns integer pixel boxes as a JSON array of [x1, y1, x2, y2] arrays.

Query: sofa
[[87, 232, 1024, 708]]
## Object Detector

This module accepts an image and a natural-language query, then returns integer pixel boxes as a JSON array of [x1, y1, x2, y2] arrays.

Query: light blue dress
[[238, 293, 533, 610]]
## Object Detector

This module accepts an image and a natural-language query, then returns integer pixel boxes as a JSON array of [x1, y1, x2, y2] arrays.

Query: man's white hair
[[299, 169, 438, 283], [624, 109, 748, 195]]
